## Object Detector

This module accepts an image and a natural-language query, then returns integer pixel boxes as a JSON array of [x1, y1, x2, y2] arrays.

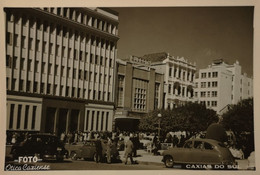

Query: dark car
[[11, 133, 68, 162], [162, 138, 236, 168], [66, 139, 120, 162]]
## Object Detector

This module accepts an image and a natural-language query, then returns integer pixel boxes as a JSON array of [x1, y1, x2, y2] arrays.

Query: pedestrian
[[172, 135, 179, 147], [95, 136, 103, 163], [106, 137, 112, 164], [124, 136, 135, 165], [60, 132, 66, 143]]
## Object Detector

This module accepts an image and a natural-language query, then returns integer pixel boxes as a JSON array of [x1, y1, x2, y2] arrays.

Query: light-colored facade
[[5, 7, 119, 135], [138, 52, 196, 109], [114, 58, 164, 131], [195, 59, 253, 114]]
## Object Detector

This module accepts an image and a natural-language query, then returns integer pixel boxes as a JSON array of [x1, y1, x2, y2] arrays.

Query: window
[[212, 72, 218, 78], [9, 104, 15, 129], [194, 141, 204, 149], [207, 91, 210, 97], [212, 91, 217, 97], [201, 73, 206, 78], [6, 55, 11, 68], [169, 67, 172, 76], [208, 72, 211, 78], [73, 68, 76, 79], [31, 106, 37, 129], [154, 83, 160, 109], [109, 59, 112, 67], [17, 105, 22, 129], [24, 105, 29, 129], [204, 142, 214, 150], [208, 82, 211, 88], [14, 34, 19, 47], [7, 32, 12, 45], [21, 36, 26, 48], [168, 84, 171, 93], [212, 81, 218, 87], [212, 101, 217, 107], [20, 58, 25, 70], [117, 75, 124, 106], [200, 91, 206, 97], [201, 82, 206, 88], [184, 141, 193, 148]]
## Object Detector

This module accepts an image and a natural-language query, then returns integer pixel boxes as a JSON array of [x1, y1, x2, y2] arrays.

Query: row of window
[[200, 101, 218, 107], [40, 8, 118, 35], [168, 67, 194, 82], [198, 91, 218, 98], [201, 72, 218, 78], [7, 78, 112, 101], [8, 104, 37, 130], [200, 81, 218, 88], [85, 110, 110, 131], [168, 85, 194, 98]]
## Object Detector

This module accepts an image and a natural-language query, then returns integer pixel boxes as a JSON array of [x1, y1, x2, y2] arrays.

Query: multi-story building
[[137, 52, 196, 109], [5, 7, 119, 135], [195, 59, 253, 114], [114, 57, 164, 131]]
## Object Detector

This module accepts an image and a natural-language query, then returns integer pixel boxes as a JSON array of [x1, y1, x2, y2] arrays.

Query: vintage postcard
[[0, 0, 259, 175]]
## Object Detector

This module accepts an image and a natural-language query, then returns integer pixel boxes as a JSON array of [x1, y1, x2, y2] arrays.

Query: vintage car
[[11, 133, 68, 162], [66, 139, 120, 162], [162, 138, 236, 168], [139, 136, 154, 149]]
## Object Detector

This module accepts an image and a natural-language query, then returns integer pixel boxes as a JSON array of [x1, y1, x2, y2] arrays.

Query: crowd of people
[[6, 127, 248, 162]]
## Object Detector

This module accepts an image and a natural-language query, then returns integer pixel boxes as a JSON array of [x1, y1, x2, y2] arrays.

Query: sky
[[112, 7, 254, 77]]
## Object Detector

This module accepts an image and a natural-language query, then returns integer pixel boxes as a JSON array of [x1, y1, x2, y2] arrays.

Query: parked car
[[66, 139, 120, 162], [162, 138, 236, 168], [139, 136, 154, 149], [11, 133, 68, 162]]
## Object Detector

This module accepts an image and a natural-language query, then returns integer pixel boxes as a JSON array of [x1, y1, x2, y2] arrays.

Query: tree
[[139, 102, 218, 136], [222, 98, 254, 134], [221, 98, 254, 158]]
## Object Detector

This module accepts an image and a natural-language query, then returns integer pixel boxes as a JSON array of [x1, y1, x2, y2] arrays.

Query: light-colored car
[[162, 138, 236, 168], [139, 136, 154, 149]]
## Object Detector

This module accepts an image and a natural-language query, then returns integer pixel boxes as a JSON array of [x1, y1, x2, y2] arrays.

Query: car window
[[184, 141, 193, 148], [194, 141, 204, 149], [218, 142, 226, 148], [204, 142, 214, 150]]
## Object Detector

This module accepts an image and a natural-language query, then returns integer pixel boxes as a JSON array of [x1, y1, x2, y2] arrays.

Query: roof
[[142, 52, 168, 62]]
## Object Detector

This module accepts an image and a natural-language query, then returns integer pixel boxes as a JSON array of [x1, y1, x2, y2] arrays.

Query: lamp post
[[157, 113, 162, 138]]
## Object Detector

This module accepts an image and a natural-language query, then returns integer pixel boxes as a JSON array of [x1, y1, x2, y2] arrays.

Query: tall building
[[114, 57, 164, 131], [137, 52, 197, 109], [5, 7, 119, 135], [195, 59, 253, 114]]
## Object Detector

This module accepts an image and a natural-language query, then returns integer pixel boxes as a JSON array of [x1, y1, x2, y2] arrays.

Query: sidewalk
[[119, 150, 164, 166]]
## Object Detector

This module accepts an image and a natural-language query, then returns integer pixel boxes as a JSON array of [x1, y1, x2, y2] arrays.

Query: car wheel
[[70, 151, 77, 160], [164, 156, 174, 168]]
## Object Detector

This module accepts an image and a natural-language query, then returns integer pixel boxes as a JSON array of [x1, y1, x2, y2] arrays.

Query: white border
[[0, 0, 259, 175]]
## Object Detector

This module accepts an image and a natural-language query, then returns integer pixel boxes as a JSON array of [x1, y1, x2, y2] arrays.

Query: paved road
[[5, 159, 166, 170]]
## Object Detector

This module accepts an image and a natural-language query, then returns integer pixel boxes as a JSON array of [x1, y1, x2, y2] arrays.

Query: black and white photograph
[[0, 0, 259, 174]]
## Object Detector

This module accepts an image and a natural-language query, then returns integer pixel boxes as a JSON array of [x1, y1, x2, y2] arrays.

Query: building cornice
[[6, 8, 119, 42]]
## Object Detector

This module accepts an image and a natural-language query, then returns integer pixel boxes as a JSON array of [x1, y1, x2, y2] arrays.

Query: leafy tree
[[222, 98, 254, 134], [221, 98, 254, 158], [139, 102, 218, 136]]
